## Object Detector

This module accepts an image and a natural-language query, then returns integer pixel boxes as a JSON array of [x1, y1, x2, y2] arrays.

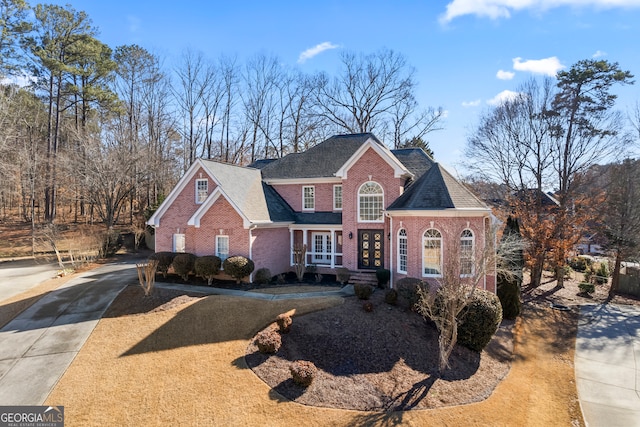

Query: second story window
[[195, 179, 208, 204], [358, 181, 383, 222], [333, 185, 343, 210], [303, 186, 315, 211]]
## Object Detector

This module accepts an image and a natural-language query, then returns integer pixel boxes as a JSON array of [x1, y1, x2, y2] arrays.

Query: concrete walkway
[[0, 261, 136, 405], [576, 304, 640, 427], [0, 259, 60, 303]]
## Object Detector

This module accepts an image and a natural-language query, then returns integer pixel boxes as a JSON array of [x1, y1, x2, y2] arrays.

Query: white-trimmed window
[[195, 179, 208, 204], [333, 185, 343, 211], [216, 235, 229, 262], [398, 228, 407, 274], [173, 233, 186, 253], [460, 229, 474, 277], [312, 232, 332, 264], [423, 228, 442, 277], [358, 181, 384, 222], [303, 186, 315, 211]]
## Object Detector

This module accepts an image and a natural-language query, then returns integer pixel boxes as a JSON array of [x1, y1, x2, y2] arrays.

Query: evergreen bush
[[457, 289, 503, 352], [149, 252, 176, 278], [222, 255, 255, 284], [172, 253, 196, 281], [194, 255, 221, 285], [254, 268, 272, 285]]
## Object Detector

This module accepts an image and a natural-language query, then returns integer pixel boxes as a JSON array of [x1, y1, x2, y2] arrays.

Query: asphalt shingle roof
[[387, 163, 488, 211], [390, 148, 434, 179]]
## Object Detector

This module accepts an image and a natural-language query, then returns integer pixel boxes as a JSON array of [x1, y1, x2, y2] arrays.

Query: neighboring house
[[147, 133, 495, 290]]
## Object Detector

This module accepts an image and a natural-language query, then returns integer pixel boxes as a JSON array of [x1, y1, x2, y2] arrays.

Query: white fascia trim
[[147, 159, 219, 227], [187, 187, 252, 229], [386, 209, 491, 218], [289, 224, 343, 231], [335, 137, 413, 180], [263, 177, 342, 185], [250, 221, 295, 229]]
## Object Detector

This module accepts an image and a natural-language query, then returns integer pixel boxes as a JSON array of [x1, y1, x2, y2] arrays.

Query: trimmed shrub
[[289, 360, 317, 387], [363, 301, 374, 312], [150, 252, 176, 278], [354, 283, 374, 300], [276, 313, 292, 334], [384, 289, 398, 305], [395, 277, 426, 309], [223, 255, 255, 284], [376, 268, 391, 288], [594, 262, 609, 284], [579, 282, 595, 295], [255, 329, 281, 354], [336, 267, 351, 285], [172, 253, 196, 281], [254, 268, 272, 285], [457, 289, 503, 352], [496, 272, 521, 320], [194, 255, 221, 285]]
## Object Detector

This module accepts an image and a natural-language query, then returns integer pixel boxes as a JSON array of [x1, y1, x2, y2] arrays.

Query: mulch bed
[[245, 290, 514, 411]]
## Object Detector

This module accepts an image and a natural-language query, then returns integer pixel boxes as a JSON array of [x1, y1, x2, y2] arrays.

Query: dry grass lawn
[[45, 288, 584, 426]]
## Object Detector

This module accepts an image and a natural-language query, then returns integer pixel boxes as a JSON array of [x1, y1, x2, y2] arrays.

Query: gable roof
[[260, 133, 410, 181], [387, 163, 489, 212]]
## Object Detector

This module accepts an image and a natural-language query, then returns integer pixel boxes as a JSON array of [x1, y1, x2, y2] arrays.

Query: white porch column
[[302, 228, 308, 266], [289, 229, 294, 266], [330, 229, 336, 268]]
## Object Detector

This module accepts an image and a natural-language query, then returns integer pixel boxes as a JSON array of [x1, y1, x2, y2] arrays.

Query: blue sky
[[47, 0, 640, 172]]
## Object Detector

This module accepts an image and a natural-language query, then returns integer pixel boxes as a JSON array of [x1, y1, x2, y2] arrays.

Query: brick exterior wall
[[155, 167, 218, 252], [271, 182, 341, 212], [341, 147, 404, 271], [251, 227, 291, 275], [195, 197, 249, 257], [390, 215, 496, 292]]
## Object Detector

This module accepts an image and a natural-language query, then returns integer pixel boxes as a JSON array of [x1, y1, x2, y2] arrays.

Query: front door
[[358, 229, 384, 270]]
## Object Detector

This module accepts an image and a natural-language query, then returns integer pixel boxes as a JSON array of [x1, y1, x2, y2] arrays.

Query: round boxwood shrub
[[385, 289, 398, 305], [149, 252, 176, 278], [222, 255, 255, 284], [254, 267, 272, 285], [290, 360, 317, 387], [457, 289, 503, 352], [194, 255, 221, 286], [172, 253, 196, 281], [336, 267, 351, 285], [255, 329, 281, 354], [354, 283, 374, 300], [395, 277, 426, 309]]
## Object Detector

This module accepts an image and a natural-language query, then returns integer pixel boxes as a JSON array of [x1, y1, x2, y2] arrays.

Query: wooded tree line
[[0, 1, 442, 228], [465, 60, 639, 295]]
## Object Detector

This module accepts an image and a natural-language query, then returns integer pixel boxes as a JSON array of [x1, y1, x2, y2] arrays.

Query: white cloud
[[462, 99, 481, 107], [592, 50, 607, 58], [513, 56, 564, 76], [297, 42, 339, 64], [440, 0, 640, 24], [496, 69, 515, 80], [487, 90, 521, 106]]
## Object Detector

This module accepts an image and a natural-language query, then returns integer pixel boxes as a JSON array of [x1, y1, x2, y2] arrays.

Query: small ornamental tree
[[496, 216, 524, 319], [222, 255, 255, 284]]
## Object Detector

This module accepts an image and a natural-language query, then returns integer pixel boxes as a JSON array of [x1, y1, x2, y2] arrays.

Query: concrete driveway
[[576, 304, 640, 427], [0, 259, 61, 303], [0, 261, 137, 405]]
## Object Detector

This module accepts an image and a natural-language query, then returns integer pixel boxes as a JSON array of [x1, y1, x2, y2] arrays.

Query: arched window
[[460, 229, 474, 277], [358, 182, 384, 222], [397, 229, 407, 274], [423, 229, 442, 276]]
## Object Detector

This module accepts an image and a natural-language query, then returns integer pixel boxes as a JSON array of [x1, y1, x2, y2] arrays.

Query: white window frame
[[311, 232, 332, 264], [397, 228, 408, 274], [333, 184, 343, 211], [173, 233, 186, 253], [422, 228, 442, 277], [195, 179, 208, 204], [460, 229, 474, 277], [216, 235, 229, 262], [302, 186, 315, 211], [358, 181, 384, 223]]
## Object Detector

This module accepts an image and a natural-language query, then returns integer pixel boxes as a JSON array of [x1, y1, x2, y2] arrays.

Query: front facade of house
[[148, 133, 495, 290]]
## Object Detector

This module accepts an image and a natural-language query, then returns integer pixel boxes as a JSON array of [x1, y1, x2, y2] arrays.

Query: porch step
[[349, 271, 378, 287]]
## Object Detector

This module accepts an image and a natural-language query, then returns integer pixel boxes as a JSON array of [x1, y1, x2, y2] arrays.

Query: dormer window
[[195, 179, 208, 204]]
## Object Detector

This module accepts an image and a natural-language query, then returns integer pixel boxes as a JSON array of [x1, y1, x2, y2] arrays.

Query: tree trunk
[[609, 251, 622, 300]]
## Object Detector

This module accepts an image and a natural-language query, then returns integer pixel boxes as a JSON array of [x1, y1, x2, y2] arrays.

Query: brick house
[[147, 133, 495, 290]]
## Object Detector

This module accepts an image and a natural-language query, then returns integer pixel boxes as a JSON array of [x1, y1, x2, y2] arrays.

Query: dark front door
[[358, 229, 384, 270]]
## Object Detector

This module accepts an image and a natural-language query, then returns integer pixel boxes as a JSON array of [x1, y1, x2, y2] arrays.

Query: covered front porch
[[289, 226, 344, 269]]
